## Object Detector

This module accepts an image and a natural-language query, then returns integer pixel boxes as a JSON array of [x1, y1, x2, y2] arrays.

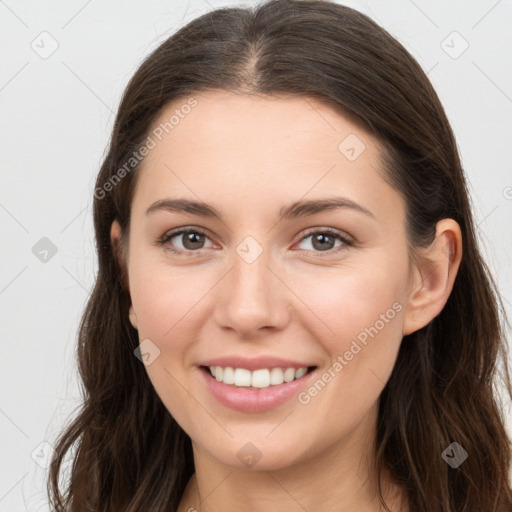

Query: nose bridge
[[233, 245, 270, 301], [214, 234, 289, 334]]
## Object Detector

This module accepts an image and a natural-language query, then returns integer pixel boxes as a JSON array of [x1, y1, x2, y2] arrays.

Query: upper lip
[[199, 356, 317, 371]]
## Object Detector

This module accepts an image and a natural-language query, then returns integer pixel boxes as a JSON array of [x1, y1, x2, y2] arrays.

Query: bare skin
[[110, 90, 462, 512]]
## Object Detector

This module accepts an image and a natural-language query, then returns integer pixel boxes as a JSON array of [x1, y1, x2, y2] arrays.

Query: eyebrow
[[145, 196, 375, 221]]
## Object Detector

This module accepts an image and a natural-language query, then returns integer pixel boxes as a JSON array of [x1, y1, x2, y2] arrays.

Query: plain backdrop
[[1, 0, 511, 510]]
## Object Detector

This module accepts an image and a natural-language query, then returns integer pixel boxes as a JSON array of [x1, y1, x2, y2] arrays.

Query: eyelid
[[297, 226, 355, 245]]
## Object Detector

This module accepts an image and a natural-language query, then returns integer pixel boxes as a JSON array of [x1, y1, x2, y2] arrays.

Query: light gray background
[[1, 0, 511, 510]]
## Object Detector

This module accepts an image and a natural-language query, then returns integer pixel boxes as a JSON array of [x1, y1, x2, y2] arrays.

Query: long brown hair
[[47, 0, 512, 510]]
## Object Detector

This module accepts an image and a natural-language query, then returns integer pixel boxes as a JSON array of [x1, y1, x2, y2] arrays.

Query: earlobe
[[402, 219, 462, 336]]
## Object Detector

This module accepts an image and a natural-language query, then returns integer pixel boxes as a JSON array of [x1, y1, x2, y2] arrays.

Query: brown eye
[[296, 229, 353, 255], [157, 228, 213, 254], [179, 231, 206, 250], [311, 232, 336, 251]]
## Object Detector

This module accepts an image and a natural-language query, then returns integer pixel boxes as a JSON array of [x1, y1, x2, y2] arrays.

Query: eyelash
[[155, 227, 354, 257]]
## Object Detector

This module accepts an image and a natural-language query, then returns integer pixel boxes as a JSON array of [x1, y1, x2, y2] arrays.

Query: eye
[[156, 227, 214, 255], [295, 228, 353, 255], [155, 227, 354, 256]]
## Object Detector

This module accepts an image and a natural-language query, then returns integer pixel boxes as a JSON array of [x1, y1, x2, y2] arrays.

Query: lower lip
[[198, 366, 317, 413]]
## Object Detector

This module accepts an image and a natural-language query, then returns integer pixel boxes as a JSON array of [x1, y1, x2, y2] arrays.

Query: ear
[[402, 218, 462, 336], [110, 219, 138, 330]]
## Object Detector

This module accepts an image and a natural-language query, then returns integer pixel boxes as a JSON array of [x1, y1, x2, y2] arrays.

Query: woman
[[47, 0, 512, 510]]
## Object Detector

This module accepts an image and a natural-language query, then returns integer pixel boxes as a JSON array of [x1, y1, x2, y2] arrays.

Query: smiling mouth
[[200, 365, 317, 389]]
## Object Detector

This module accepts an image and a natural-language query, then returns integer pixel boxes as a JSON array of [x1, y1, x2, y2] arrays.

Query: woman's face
[[117, 90, 417, 471]]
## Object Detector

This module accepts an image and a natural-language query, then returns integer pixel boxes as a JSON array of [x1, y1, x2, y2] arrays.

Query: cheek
[[129, 270, 174, 336], [291, 253, 407, 391], [294, 261, 406, 344], [128, 254, 217, 355], [292, 265, 406, 433], [128, 242, 187, 326], [127, 258, 206, 414]]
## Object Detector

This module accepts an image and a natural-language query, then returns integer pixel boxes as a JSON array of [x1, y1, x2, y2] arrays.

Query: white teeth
[[222, 366, 235, 385], [234, 368, 251, 387], [295, 367, 308, 379], [270, 367, 284, 385], [283, 368, 295, 382], [251, 369, 269, 388], [208, 366, 311, 388]]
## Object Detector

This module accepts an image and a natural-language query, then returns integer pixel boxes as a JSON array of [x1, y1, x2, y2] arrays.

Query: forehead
[[132, 90, 403, 226], [148, 90, 375, 156]]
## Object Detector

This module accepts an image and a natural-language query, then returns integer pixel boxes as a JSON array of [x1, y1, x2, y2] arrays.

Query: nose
[[213, 244, 291, 338]]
